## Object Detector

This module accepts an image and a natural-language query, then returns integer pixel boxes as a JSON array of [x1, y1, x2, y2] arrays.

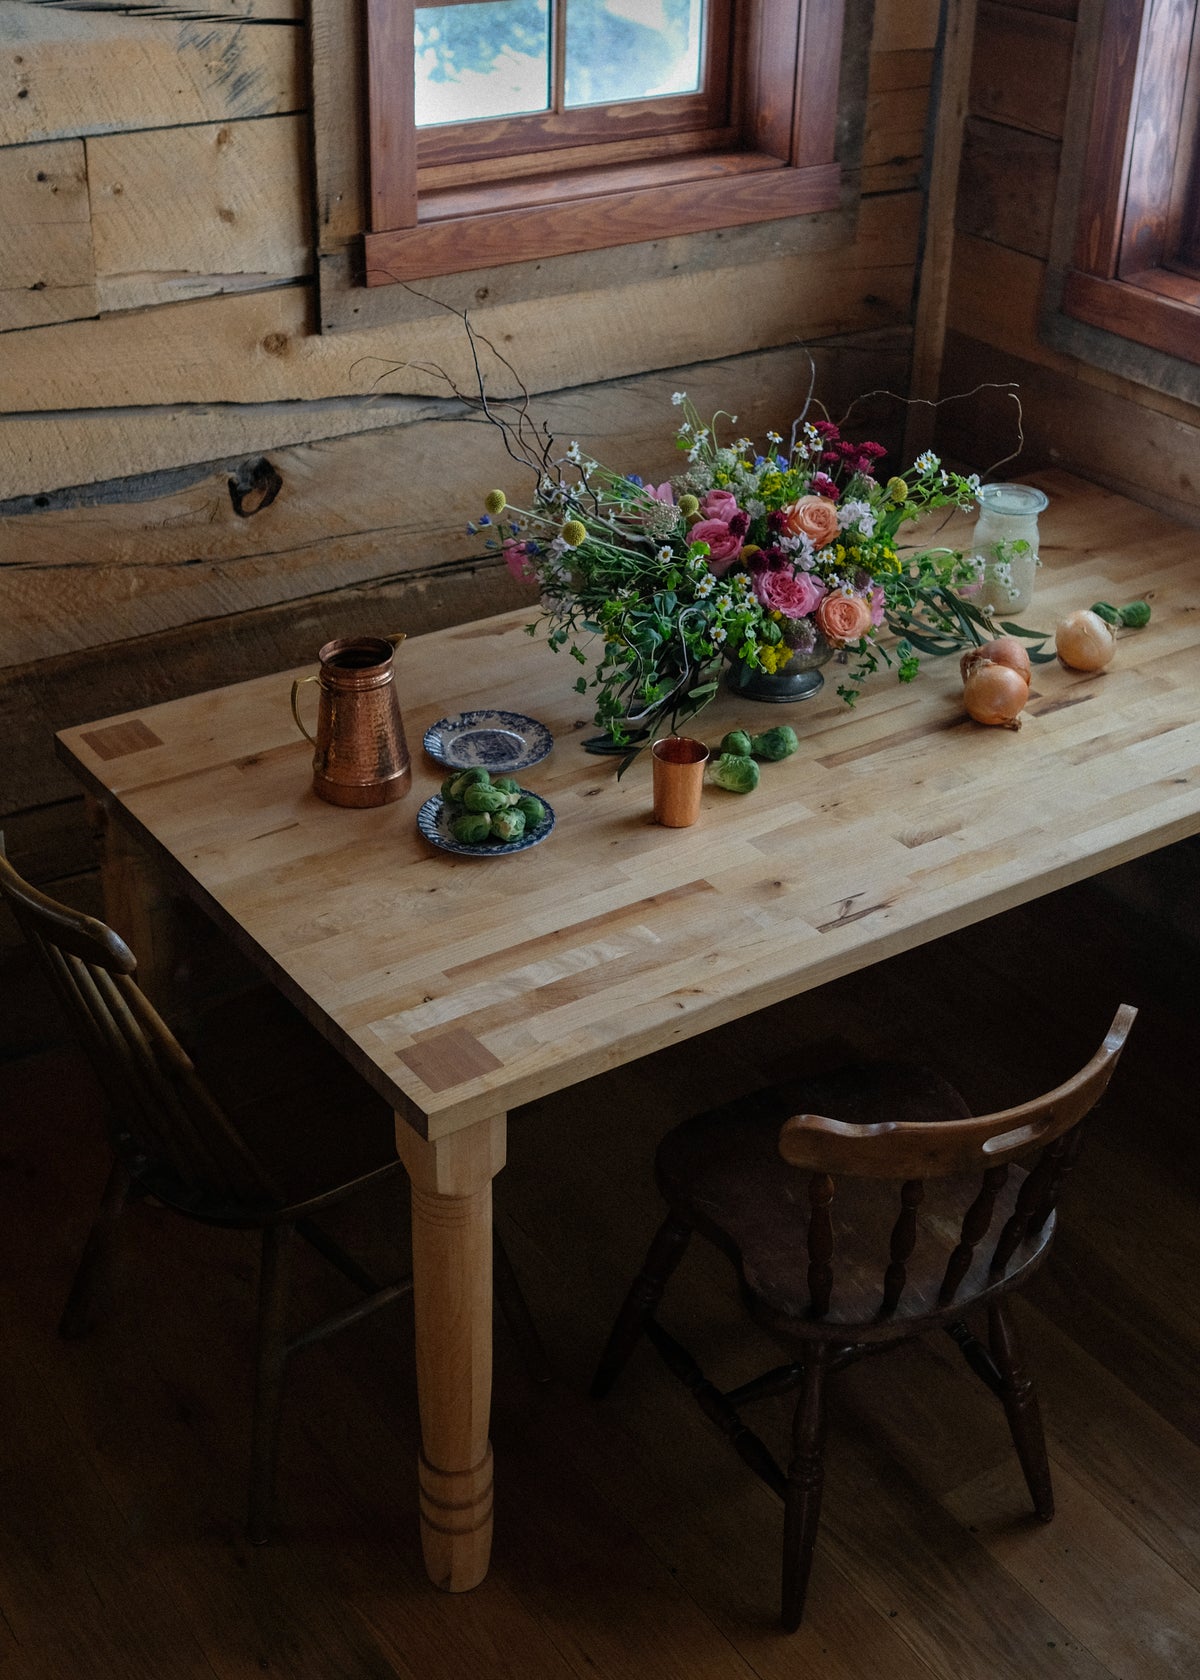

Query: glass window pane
[[564, 0, 704, 109], [415, 0, 551, 127]]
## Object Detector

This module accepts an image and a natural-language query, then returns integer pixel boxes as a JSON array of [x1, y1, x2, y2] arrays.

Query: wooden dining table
[[56, 468, 1200, 1595]]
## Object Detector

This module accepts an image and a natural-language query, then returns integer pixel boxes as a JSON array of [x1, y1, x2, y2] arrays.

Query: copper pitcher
[[291, 634, 411, 807]]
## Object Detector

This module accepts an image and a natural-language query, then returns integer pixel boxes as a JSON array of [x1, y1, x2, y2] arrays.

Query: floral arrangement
[[470, 393, 1044, 757]]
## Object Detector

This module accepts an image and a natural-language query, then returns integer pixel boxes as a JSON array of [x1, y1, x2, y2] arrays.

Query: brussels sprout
[[749, 726, 799, 762], [720, 729, 752, 758], [450, 811, 491, 845], [1092, 599, 1151, 629], [463, 783, 510, 814], [448, 767, 490, 801], [709, 753, 760, 794], [515, 794, 546, 828], [440, 773, 460, 801], [492, 775, 521, 799], [490, 808, 526, 843]]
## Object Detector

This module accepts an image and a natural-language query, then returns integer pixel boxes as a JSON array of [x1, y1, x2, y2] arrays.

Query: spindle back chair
[[0, 845, 548, 1541], [592, 1007, 1135, 1629]]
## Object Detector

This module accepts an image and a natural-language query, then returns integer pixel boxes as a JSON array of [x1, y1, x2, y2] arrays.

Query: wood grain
[[56, 472, 1200, 1144], [87, 115, 310, 312], [0, 138, 94, 332], [0, 191, 921, 420], [0, 1, 303, 146], [969, 1, 1074, 139]]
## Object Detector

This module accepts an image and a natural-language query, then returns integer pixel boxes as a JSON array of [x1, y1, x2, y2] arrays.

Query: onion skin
[[1056, 609, 1116, 671], [962, 660, 1027, 729], [960, 635, 1032, 687]]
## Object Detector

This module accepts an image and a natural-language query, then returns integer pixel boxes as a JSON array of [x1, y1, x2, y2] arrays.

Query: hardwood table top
[[57, 469, 1200, 1141]]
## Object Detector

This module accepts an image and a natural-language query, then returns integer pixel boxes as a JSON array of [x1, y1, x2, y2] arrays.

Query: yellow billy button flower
[[484, 489, 507, 516], [740, 544, 761, 563], [560, 520, 587, 548], [886, 477, 908, 504]]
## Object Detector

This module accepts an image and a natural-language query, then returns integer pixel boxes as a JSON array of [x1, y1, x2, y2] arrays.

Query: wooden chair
[[591, 1008, 1136, 1629], [0, 847, 549, 1543]]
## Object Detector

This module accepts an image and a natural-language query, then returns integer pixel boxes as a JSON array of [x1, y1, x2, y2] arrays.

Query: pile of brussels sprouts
[[440, 767, 547, 846], [708, 725, 798, 794]]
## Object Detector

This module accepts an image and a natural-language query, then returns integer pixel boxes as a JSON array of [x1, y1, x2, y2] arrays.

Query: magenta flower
[[869, 585, 886, 627], [645, 482, 675, 504], [503, 539, 536, 583], [700, 488, 739, 523], [753, 568, 826, 618], [691, 518, 744, 575]]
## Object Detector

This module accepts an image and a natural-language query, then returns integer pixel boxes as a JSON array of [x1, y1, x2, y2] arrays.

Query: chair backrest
[[0, 845, 280, 1207], [777, 1005, 1135, 1316]]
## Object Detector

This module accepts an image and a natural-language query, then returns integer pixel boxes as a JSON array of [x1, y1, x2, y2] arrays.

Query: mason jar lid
[[975, 482, 1049, 516]]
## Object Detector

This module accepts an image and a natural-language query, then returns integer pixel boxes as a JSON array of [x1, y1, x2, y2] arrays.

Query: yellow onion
[[960, 635, 1032, 687], [1055, 609, 1116, 672], [962, 659, 1027, 729]]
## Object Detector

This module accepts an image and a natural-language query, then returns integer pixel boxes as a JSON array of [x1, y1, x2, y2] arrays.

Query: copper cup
[[652, 736, 709, 828]]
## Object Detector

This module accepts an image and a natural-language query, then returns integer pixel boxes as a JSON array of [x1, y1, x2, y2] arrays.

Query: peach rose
[[778, 495, 839, 549], [816, 589, 874, 646]]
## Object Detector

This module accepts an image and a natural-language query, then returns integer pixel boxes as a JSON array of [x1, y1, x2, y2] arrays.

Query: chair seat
[[655, 1061, 1054, 1338]]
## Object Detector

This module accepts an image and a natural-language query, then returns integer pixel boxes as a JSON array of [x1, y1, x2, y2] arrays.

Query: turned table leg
[[394, 1111, 506, 1592]]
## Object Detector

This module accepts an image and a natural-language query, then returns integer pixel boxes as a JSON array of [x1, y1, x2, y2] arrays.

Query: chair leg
[[989, 1299, 1054, 1522], [590, 1213, 692, 1400], [248, 1222, 295, 1546], [493, 1226, 553, 1385], [58, 1156, 132, 1340], [781, 1346, 830, 1632]]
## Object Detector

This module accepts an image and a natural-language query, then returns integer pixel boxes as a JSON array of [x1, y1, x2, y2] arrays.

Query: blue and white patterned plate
[[417, 790, 556, 858], [422, 710, 553, 773]]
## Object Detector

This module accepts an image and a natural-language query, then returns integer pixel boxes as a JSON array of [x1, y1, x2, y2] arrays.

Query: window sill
[[1062, 269, 1200, 368], [362, 155, 842, 286]]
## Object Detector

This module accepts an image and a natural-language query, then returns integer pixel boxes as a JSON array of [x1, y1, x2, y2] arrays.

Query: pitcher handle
[[291, 674, 319, 745]]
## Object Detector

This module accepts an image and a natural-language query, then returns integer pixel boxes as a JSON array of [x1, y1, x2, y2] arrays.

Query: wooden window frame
[[362, 0, 846, 286], [1061, 0, 1200, 367]]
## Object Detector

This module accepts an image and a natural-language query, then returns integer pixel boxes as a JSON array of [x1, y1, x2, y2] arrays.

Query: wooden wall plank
[[956, 116, 1060, 259], [861, 59, 932, 195], [0, 191, 922, 429], [870, 0, 942, 54], [0, 138, 95, 331], [969, 2, 1074, 139], [0, 2, 302, 146], [87, 115, 310, 312], [0, 338, 912, 666], [938, 332, 1200, 526]]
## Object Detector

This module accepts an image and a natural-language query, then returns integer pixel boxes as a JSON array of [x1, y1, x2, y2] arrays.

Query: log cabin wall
[[0, 0, 942, 895], [935, 0, 1200, 520]]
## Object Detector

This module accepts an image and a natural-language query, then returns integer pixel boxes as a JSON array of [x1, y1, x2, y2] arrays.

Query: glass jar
[[969, 483, 1048, 615]]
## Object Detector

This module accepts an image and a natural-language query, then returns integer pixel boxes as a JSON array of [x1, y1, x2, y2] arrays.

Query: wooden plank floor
[[1, 840, 1198, 1680]]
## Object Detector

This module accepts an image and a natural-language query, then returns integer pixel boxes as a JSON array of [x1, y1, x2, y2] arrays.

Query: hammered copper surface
[[309, 636, 411, 807]]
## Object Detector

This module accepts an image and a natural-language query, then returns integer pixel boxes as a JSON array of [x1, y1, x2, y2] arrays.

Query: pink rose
[[753, 568, 826, 619], [503, 539, 535, 583], [779, 495, 839, 549], [816, 589, 874, 646], [690, 517, 744, 575], [700, 489, 739, 523]]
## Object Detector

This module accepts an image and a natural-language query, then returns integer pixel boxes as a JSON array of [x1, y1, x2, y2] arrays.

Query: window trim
[[362, 0, 847, 287], [1059, 0, 1200, 368]]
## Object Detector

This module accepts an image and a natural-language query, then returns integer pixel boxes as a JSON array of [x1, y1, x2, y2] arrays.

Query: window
[[1062, 0, 1200, 366], [362, 0, 847, 286]]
